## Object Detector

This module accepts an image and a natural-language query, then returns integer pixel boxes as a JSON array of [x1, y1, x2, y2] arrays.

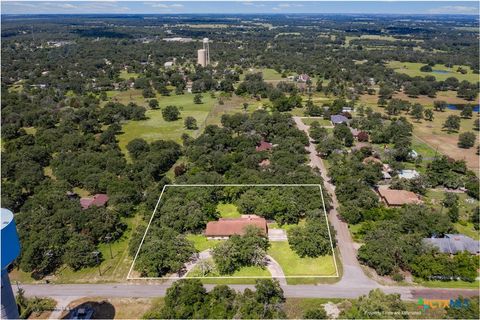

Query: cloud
[[273, 3, 304, 11], [150, 3, 184, 9], [428, 6, 478, 14], [57, 4, 77, 9]]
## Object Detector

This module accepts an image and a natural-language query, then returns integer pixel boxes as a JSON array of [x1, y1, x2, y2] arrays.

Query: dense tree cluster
[[213, 226, 269, 275], [143, 279, 286, 319]]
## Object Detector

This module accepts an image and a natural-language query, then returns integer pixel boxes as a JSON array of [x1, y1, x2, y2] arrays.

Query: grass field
[[358, 102, 479, 171], [267, 242, 337, 277], [217, 203, 241, 218], [116, 93, 216, 154], [415, 279, 480, 289], [454, 222, 479, 241], [185, 234, 221, 252], [240, 68, 284, 81], [387, 61, 478, 82], [284, 298, 343, 318], [187, 258, 271, 284], [302, 118, 332, 126], [119, 70, 140, 80]]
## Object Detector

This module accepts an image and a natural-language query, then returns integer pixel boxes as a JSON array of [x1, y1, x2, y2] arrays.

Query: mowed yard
[[357, 99, 480, 171], [387, 61, 479, 83], [112, 92, 217, 154], [183, 202, 337, 284]]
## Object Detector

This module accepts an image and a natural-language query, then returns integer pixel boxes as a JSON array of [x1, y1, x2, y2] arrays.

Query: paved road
[[20, 283, 478, 302], [293, 117, 376, 288]]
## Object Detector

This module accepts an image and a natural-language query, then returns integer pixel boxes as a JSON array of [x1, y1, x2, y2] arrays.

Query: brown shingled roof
[[256, 141, 273, 152], [378, 188, 422, 206], [205, 215, 267, 237]]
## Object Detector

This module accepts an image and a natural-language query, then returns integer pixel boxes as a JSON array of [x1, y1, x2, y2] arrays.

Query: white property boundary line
[[127, 184, 339, 280]]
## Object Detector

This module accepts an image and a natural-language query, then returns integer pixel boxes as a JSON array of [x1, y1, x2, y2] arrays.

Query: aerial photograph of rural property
[[1, 0, 479, 319]]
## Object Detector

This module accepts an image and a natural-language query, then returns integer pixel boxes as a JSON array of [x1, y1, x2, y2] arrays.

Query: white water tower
[[1, 208, 21, 319]]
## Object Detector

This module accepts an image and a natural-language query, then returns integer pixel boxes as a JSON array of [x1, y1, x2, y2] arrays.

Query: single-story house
[[297, 74, 310, 83], [259, 159, 271, 168], [256, 141, 273, 152], [377, 188, 422, 206], [80, 194, 109, 210], [205, 215, 268, 239], [350, 127, 360, 138], [398, 169, 420, 180], [362, 156, 382, 165], [331, 115, 349, 125], [423, 234, 480, 255]]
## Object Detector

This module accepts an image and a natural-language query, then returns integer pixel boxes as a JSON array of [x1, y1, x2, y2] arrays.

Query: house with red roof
[[80, 194, 109, 210], [256, 141, 273, 152], [205, 215, 268, 239]]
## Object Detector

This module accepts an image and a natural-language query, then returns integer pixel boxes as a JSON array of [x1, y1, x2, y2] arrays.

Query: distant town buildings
[[162, 37, 193, 42], [197, 38, 210, 67]]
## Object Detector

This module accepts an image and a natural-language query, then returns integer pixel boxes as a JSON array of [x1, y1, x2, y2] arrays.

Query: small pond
[[447, 104, 480, 112], [432, 70, 451, 74]]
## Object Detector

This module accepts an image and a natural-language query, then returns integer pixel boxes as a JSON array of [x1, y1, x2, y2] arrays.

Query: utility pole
[[92, 251, 101, 276], [104, 234, 113, 259]]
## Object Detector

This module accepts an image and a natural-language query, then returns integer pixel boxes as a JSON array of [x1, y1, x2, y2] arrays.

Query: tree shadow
[[62, 301, 115, 319]]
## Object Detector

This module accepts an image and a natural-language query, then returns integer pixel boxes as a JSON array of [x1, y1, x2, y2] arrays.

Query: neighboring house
[[80, 194, 109, 210], [186, 81, 193, 93], [363, 157, 391, 180], [297, 74, 310, 83], [256, 141, 273, 152], [164, 61, 174, 68], [398, 169, 420, 180], [259, 159, 271, 168], [408, 150, 419, 159], [350, 127, 360, 138], [362, 156, 382, 165], [423, 234, 480, 255], [205, 215, 268, 239], [377, 188, 422, 206], [331, 115, 349, 125]]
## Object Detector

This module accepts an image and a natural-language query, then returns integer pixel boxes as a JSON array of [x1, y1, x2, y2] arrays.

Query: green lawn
[[119, 70, 140, 80], [116, 93, 216, 154], [187, 258, 270, 284], [185, 234, 222, 252], [268, 219, 306, 232], [241, 68, 284, 81], [387, 61, 478, 82], [415, 279, 480, 289], [454, 222, 479, 240], [267, 242, 337, 277], [424, 190, 478, 221], [411, 136, 438, 158], [217, 203, 241, 218], [302, 118, 332, 126]]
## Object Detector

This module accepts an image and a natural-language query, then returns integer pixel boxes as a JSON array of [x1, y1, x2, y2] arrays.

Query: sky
[[2, 1, 479, 15]]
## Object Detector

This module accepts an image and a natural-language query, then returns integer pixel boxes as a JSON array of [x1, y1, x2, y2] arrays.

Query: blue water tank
[[1, 208, 21, 270]]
